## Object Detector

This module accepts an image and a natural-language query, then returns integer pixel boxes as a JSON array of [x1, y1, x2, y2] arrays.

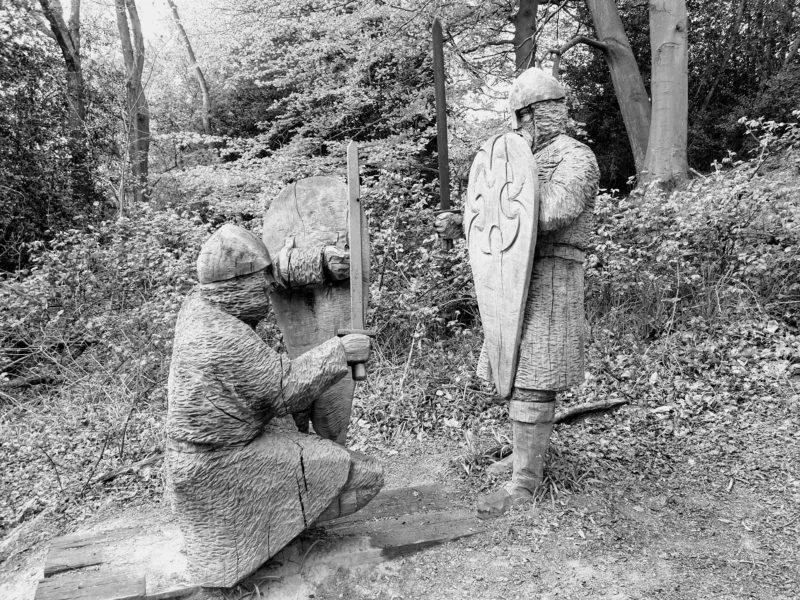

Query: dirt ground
[[3, 420, 797, 600]]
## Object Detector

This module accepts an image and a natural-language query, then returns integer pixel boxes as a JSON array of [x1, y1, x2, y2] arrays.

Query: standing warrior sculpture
[[166, 224, 383, 587], [445, 68, 599, 517]]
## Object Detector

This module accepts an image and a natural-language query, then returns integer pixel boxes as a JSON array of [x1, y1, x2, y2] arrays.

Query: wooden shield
[[464, 133, 538, 398], [263, 176, 369, 444]]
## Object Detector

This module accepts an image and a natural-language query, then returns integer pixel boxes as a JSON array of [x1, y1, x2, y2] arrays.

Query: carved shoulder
[[536, 135, 599, 232]]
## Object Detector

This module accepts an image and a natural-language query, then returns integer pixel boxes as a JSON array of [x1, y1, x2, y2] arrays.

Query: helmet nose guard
[[197, 223, 272, 284], [508, 68, 566, 129]]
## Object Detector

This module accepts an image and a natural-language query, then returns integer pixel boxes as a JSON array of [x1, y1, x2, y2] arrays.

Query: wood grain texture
[[263, 176, 369, 444], [33, 483, 473, 600], [166, 294, 349, 446], [196, 223, 270, 284], [465, 132, 539, 398], [476, 132, 599, 392], [273, 245, 325, 288], [167, 422, 353, 587], [166, 231, 383, 589], [321, 482, 458, 527], [35, 568, 145, 600], [44, 528, 146, 577]]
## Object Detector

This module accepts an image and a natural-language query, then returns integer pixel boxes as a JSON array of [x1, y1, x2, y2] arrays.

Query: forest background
[[0, 1, 799, 597]]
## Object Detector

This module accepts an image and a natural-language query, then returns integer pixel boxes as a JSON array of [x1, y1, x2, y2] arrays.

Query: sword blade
[[347, 141, 365, 332], [433, 17, 450, 212]]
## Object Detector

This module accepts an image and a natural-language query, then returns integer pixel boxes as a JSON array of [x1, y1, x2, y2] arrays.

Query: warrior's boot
[[477, 391, 555, 518]]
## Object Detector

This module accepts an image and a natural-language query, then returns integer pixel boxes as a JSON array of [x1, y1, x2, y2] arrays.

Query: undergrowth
[[1, 119, 799, 560]]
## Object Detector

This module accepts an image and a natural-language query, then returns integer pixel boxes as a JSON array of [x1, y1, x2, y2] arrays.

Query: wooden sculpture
[[463, 68, 600, 517], [263, 175, 369, 445], [166, 224, 383, 587], [464, 133, 539, 399]]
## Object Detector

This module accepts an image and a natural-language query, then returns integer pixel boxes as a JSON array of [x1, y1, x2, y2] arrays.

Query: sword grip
[[352, 363, 367, 381], [337, 327, 375, 383]]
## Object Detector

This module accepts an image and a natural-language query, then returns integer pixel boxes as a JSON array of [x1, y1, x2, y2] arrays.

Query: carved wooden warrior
[[165, 224, 382, 587], [465, 68, 599, 517]]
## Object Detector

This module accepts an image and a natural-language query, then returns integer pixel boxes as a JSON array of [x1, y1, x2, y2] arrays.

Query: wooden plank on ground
[[45, 528, 143, 576], [323, 482, 460, 526], [34, 483, 480, 600], [326, 509, 483, 556], [35, 568, 145, 600], [248, 509, 484, 588]]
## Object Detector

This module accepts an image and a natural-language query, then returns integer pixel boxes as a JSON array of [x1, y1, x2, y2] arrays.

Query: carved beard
[[198, 270, 270, 326], [525, 100, 568, 152]]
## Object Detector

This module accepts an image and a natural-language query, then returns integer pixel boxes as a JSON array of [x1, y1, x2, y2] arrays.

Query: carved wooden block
[[34, 484, 482, 600], [168, 420, 382, 587], [464, 133, 539, 399], [263, 176, 370, 444]]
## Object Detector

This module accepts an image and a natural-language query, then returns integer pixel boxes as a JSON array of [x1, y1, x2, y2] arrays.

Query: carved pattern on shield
[[464, 133, 538, 398]]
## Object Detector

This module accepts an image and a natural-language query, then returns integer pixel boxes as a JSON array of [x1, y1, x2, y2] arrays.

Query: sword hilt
[[336, 328, 376, 381]]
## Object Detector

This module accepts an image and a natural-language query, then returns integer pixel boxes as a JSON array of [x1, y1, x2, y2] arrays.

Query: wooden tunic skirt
[[478, 253, 586, 392]]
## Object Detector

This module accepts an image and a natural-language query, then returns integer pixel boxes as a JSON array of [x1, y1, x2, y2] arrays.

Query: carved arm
[[537, 143, 599, 232], [272, 245, 349, 288], [270, 337, 350, 417]]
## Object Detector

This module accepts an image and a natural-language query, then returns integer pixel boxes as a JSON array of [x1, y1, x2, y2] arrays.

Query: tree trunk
[[165, 0, 212, 134], [115, 0, 150, 206], [38, 0, 93, 202], [512, 0, 540, 72], [642, 0, 688, 189], [585, 0, 652, 175]]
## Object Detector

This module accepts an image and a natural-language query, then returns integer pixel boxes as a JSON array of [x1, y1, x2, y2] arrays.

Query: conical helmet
[[508, 68, 565, 129], [197, 223, 271, 284]]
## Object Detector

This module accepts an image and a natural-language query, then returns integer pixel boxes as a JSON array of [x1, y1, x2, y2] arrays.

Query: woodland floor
[[2, 154, 799, 599], [1, 382, 798, 600]]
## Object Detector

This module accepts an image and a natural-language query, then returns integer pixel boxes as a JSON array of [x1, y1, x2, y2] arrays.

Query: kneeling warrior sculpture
[[166, 223, 383, 587], [462, 68, 599, 517]]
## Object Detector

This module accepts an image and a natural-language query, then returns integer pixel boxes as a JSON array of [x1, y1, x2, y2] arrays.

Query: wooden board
[[464, 133, 539, 398], [35, 568, 145, 600], [262, 176, 370, 442], [34, 484, 483, 600]]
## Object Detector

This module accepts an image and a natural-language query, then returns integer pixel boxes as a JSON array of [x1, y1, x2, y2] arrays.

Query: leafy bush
[[0, 206, 210, 385], [587, 117, 800, 339]]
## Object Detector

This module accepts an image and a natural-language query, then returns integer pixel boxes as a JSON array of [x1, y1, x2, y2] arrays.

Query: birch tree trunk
[[165, 0, 212, 134], [585, 0, 651, 175], [115, 0, 150, 207], [642, 0, 688, 189], [512, 0, 540, 72]]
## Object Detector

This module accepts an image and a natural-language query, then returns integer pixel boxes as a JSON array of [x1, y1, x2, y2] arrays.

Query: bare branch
[[0, 375, 63, 389], [548, 35, 608, 76], [462, 38, 516, 54], [535, 0, 570, 40]]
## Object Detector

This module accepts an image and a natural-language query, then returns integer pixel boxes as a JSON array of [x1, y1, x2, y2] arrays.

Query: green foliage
[[0, 2, 74, 271], [0, 1, 125, 272], [0, 206, 208, 384], [587, 118, 800, 340]]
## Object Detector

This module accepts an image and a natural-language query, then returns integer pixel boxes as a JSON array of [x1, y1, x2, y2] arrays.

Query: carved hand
[[323, 246, 349, 281], [434, 210, 463, 240], [341, 334, 370, 365]]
